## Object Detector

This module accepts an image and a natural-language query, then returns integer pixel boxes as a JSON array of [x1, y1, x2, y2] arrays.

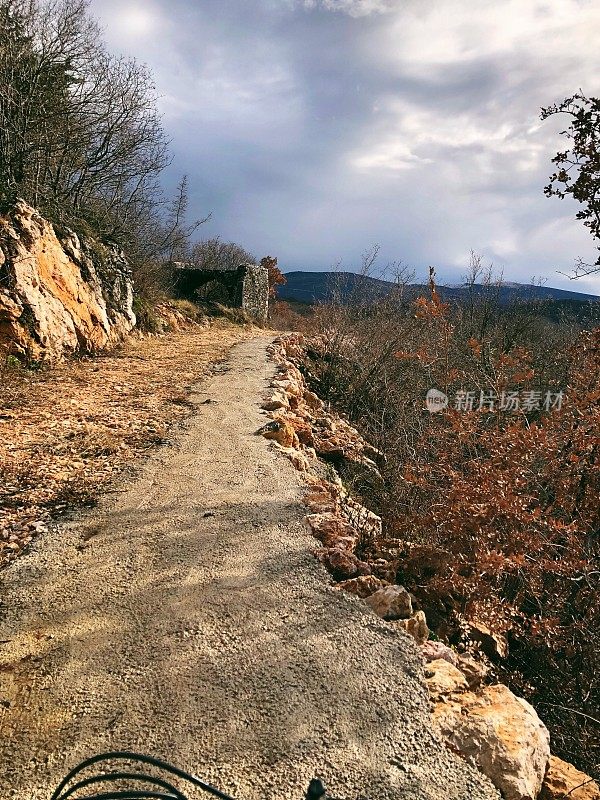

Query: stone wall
[[0, 200, 135, 361], [235, 263, 269, 322], [173, 262, 269, 322]]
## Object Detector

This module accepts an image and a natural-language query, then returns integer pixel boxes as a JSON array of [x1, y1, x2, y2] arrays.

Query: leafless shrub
[[307, 251, 599, 777]]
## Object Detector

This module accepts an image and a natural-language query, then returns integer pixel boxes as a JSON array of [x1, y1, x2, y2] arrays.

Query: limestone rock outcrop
[[396, 609, 430, 644], [425, 658, 469, 699], [0, 200, 135, 361], [431, 679, 550, 800], [315, 547, 371, 580], [421, 640, 459, 666], [541, 756, 600, 800], [469, 619, 508, 660], [257, 419, 297, 448], [336, 575, 385, 598]]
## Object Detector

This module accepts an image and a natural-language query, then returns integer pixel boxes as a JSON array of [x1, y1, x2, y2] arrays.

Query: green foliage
[[132, 296, 162, 333], [2, 351, 43, 371], [542, 93, 600, 276], [4, 354, 21, 369]]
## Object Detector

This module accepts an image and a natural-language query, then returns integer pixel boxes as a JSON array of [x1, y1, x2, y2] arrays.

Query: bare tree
[[190, 237, 255, 271], [0, 0, 177, 255], [156, 176, 210, 263]]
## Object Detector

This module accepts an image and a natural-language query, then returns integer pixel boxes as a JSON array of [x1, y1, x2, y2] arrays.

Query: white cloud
[[117, 7, 157, 36], [92, 1, 304, 137], [349, 98, 552, 191], [371, 0, 599, 79], [88, 0, 600, 291], [304, 0, 396, 15], [338, 0, 600, 282]]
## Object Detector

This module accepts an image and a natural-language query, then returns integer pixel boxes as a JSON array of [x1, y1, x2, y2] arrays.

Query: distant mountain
[[278, 271, 392, 303], [278, 271, 600, 306]]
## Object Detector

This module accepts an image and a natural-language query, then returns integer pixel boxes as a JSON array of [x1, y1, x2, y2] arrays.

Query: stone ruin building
[[172, 260, 269, 323]]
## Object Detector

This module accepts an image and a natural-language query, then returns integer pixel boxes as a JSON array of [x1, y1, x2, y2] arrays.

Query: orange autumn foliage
[[308, 270, 599, 777]]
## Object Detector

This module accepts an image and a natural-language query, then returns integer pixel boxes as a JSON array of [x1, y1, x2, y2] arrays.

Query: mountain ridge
[[278, 270, 600, 305]]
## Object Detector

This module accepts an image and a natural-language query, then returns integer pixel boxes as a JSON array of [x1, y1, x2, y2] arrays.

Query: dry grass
[[0, 319, 258, 567]]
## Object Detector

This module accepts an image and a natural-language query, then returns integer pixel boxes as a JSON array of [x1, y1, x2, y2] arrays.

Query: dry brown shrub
[[306, 269, 600, 777]]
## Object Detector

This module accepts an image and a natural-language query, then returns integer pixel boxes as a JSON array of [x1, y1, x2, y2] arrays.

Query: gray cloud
[[90, 0, 600, 292]]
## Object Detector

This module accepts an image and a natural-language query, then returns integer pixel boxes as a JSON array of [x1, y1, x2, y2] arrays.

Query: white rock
[[433, 683, 550, 800], [365, 585, 413, 620], [425, 658, 469, 699], [396, 610, 429, 644], [421, 640, 459, 666], [0, 201, 135, 361], [261, 391, 289, 411]]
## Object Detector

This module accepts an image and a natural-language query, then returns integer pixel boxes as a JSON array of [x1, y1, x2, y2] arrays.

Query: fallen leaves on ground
[[0, 320, 258, 567]]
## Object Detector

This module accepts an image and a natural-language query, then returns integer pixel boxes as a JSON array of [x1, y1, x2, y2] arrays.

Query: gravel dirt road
[[0, 336, 499, 800]]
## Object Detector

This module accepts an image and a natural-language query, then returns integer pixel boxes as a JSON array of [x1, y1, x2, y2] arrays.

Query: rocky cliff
[[0, 201, 135, 361]]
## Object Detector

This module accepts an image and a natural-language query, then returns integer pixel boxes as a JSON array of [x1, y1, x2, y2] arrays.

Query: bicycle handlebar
[[50, 752, 330, 800]]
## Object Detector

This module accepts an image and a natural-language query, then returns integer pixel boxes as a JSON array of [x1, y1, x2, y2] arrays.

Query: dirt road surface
[[0, 336, 498, 800]]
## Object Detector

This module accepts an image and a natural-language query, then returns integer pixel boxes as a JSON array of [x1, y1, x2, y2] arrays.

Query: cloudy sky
[[89, 0, 600, 292]]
